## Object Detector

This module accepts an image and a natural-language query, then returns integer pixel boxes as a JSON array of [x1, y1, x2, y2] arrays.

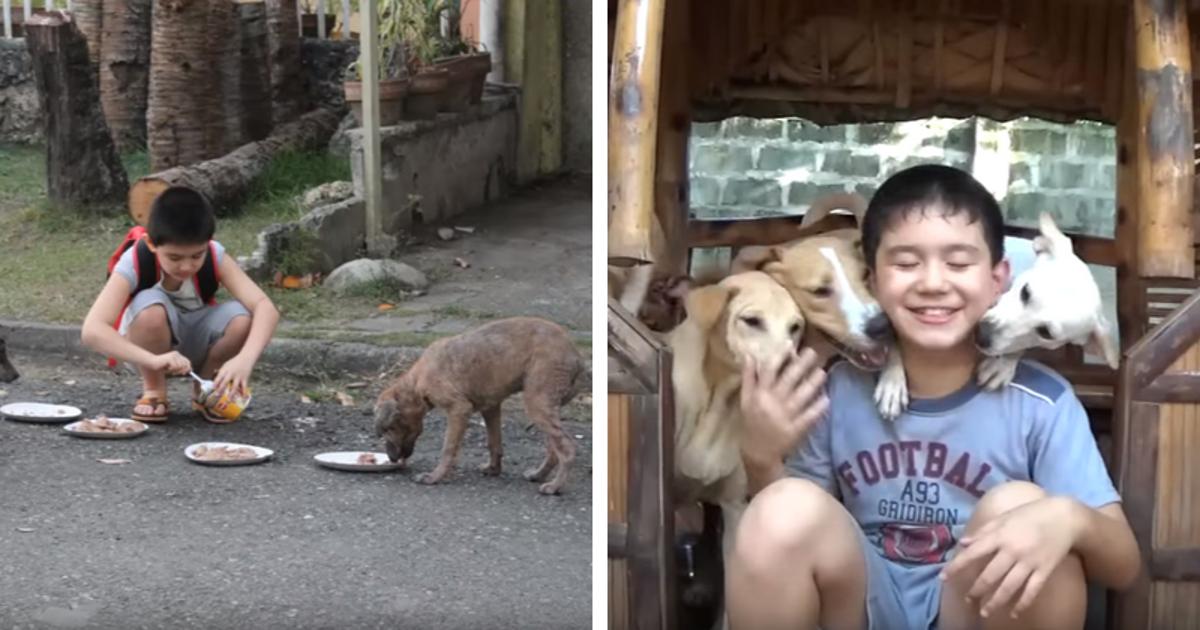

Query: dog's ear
[[1034, 212, 1073, 257], [801, 192, 868, 228], [663, 275, 694, 301], [1084, 314, 1121, 369], [684, 284, 736, 332], [373, 399, 398, 436], [731, 245, 781, 274]]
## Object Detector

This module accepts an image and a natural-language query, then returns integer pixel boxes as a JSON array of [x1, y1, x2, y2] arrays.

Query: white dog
[[874, 212, 1120, 419]]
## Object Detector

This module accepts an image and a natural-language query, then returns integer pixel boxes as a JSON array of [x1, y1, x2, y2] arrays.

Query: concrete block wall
[[689, 116, 1117, 239]]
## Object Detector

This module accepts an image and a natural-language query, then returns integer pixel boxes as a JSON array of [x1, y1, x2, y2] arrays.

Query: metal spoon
[[189, 371, 215, 397]]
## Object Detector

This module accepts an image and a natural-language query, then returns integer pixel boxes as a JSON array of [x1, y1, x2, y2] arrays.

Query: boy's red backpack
[[104, 225, 221, 367]]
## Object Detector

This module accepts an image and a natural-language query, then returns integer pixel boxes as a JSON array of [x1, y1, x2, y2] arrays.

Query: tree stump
[[265, 0, 304, 127], [25, 11, 128, 208], [128, 107, 340, 224], [99, 0, 152, 152], [237, 1, 272, 143], [147, 0, 215, 171]]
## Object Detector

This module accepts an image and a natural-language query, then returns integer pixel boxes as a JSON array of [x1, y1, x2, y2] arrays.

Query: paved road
[[0, 353, 593, 629]]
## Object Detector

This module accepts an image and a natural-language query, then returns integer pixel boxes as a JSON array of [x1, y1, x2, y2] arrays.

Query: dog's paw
[[478, 461, 502, 476], [873, 374, 908, 421], [415, 472, 443, 485], [537, 481, 563, 495], [524, 465, 552, 482], [978, 355, 1019, 390]]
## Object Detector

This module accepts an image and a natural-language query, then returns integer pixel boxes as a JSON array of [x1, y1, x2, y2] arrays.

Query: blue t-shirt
[[788, 359, 1119, 570]]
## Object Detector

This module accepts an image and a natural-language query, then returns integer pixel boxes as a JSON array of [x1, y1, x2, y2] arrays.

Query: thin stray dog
[[0, 336, 18, 383], [873, 212, 1120, 419], [374, 316, 586, 495], [668, 271, 805, 557]]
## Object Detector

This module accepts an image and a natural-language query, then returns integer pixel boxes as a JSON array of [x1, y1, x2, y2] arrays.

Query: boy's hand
[[152, 351, 192, 376], [214, 353, 254, 395], [942, 496, 1081, 619], [739, 347, 829, 469]]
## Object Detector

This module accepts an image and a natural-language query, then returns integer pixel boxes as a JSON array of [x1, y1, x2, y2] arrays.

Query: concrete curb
[[0, 319, 418, 376], [0, 320, 593, 388]]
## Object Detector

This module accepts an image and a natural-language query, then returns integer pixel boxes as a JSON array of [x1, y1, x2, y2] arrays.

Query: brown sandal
[[131, 393, 169, 423]]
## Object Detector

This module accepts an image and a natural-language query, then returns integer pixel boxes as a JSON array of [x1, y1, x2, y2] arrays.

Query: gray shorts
[[123, 288, 250, 369], [857, 526, 944, 630]]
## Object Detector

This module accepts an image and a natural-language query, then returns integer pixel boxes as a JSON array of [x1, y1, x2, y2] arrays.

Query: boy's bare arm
[[217, 254, 279, 365], [81, 274, 161, 367], [1071, 501, 1141, 590]]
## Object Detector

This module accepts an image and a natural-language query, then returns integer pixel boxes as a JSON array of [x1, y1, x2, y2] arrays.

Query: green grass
[[0, 145, 354, 324]]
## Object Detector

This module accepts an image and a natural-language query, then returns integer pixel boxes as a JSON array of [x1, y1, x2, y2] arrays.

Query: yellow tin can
[[203, 386, 252, 422]]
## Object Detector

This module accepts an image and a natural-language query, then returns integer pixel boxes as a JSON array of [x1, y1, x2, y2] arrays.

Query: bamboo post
[[608, 0, 668, 266], [1132, 0, 1194, 278], [359, 0, 383, 255], [653, 0, 689, 276]]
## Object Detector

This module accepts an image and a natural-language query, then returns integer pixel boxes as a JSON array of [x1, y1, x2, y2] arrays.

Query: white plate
[[1, 402, 83, 424], [184, 442, 273, 467], [63, 417, 148, 439], [314, 451, 406, 473]]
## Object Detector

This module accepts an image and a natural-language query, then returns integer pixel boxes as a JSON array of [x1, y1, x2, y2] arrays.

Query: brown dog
[[0, 336, 18, 383], [374, 316, 586, 495]]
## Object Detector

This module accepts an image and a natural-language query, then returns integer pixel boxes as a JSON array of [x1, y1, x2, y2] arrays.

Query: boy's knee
[[973, 481, 1046, 523], [735, 478, 842, 567], [223, 315, 250, 341], [130, 305, 170, 333]]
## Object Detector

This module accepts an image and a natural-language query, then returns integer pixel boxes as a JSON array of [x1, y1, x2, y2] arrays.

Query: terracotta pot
[[406, 68, 451, 120], [343, 77, 410, 126], [433, 56, 475, 113]]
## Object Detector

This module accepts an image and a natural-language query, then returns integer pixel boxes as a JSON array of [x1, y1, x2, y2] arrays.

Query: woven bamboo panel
[[681, 0, 1148, 125], [608, 394, 629, 630]]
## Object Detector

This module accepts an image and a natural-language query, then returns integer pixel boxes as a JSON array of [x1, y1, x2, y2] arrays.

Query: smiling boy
[[726, 165, 1140, 629], [81, 186, 279, 423]]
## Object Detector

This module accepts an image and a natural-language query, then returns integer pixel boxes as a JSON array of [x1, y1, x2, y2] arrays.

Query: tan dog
[[733, 192, 890, 371], [667, 271, 805, 556], [374, 317, 586, 495]]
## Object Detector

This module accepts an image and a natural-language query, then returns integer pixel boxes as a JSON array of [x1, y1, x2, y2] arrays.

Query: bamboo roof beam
[[1133, 0, 1195, 278]]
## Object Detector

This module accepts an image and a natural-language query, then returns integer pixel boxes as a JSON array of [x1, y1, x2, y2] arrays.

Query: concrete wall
[[561, 0, 591, 174], [347, 92, 519, 232], [690, 116, 1117, 238]]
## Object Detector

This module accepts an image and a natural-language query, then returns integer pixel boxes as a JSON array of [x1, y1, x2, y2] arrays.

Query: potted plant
[[429, 0, 491, 106], [343, 0, 411, 126], [395, 0, 451, 119]]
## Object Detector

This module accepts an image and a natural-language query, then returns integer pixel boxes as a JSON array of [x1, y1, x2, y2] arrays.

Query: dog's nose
[[865, 312, 894, 341], [976, 323, 994, 349]]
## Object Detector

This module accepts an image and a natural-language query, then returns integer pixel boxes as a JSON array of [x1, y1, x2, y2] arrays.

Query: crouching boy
[[82, 186, 279, 423]]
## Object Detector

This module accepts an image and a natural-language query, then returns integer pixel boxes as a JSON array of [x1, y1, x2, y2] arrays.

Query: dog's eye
[[1020, 284, 1031, 305], [810, 286, 833, 298], [789, 322, 802, 337], [740, 315, 763, 329], [1035, 324, 1054, 340]]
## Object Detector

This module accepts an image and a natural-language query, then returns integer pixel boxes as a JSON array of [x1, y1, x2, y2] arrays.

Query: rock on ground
[[325, 258, 428, 294]]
